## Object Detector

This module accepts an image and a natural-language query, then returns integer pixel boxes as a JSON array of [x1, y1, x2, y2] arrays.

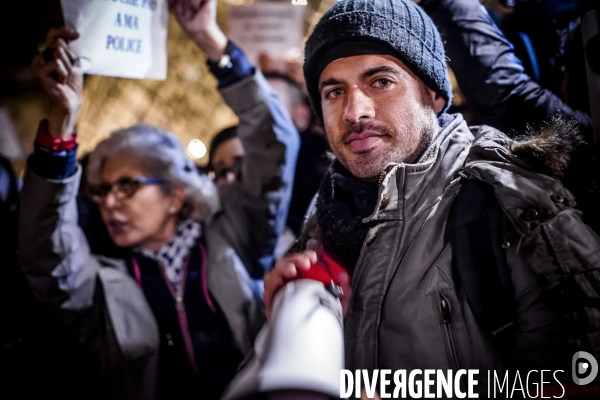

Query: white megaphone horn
[[222, 252, 347, 400]]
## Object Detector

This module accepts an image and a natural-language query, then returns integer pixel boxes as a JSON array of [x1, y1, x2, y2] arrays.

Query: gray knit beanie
[[304, 0, 452, 120]]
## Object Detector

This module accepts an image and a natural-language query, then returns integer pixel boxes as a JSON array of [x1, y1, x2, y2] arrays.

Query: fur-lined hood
[[468, 117, 586, 176], [462, 118, 586, 236]]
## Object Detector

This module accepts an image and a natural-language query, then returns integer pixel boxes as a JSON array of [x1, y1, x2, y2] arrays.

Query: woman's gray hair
[[87, 124, 219, 221]]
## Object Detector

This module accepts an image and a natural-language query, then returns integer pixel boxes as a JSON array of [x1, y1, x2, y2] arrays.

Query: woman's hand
[[169, 0, 227, 61], [31, 27, 83, 138]]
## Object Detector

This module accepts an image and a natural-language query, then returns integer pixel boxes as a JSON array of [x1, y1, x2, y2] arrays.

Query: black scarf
[[316, 162, 379, 276]]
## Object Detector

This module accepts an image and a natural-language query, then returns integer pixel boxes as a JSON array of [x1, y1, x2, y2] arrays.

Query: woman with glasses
[[18, 1, 299, 399]]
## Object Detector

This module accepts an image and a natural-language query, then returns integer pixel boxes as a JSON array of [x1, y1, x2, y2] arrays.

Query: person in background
[[207, 125, 244, 198], [19, 1, 298, 399], [419, 0, 599, 232], [208, 71, 330, 257], [0, 129, 100, 400], [263, 71, 331, 238], [419, 0, 592, 136]]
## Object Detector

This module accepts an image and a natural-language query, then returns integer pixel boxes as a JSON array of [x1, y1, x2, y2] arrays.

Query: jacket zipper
[[158, 258, 200, 374], [351, 225, 380, 371], [440, 293, 461, 370], [365, 167, 394, 369], [131, 253, 201, 373], [352, 166, 395, 370], [376, 168, 386, 200], [354, 168, 388, 278]]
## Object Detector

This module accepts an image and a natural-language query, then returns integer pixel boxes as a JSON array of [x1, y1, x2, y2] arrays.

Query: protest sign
[[228, 2, 305, 65], [60, 0, 169, 80]]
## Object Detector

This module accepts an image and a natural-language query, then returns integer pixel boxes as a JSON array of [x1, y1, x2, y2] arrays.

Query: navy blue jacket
[[420, 0, 592, 137]]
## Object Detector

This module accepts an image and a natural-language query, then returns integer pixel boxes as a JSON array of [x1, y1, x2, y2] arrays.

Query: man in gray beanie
[[256, 0, 600, 397]]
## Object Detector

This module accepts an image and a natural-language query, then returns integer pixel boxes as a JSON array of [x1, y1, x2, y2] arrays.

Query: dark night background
[[0, 0, 64, 94]]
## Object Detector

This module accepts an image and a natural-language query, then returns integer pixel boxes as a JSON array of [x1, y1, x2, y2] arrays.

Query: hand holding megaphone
[[264, 249, 352, 321], [223, 250, 352, 399]]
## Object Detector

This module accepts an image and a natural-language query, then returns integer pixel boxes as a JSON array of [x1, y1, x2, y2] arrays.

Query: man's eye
[[374, 78, 391, 88], [325, 88, 343, 99]]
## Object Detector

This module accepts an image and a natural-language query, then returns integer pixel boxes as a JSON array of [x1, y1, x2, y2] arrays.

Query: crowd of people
[[1, 0, 600, 399]]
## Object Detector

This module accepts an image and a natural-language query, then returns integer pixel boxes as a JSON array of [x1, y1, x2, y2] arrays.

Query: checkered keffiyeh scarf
[[137, 219, 202, 294]]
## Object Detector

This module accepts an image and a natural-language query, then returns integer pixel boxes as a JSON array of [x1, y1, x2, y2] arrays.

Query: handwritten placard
[[60, 0, 169, 80], [228, 2, 305, 65]]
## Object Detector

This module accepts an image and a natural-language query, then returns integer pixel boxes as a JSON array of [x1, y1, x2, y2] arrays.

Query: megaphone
[[222, 253, 347, 399]]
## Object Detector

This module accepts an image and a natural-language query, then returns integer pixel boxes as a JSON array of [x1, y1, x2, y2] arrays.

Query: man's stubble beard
[[329, 104, 439, 179]]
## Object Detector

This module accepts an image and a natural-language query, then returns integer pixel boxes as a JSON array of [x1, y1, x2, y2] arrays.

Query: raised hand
[[169, 0, 227, 61], [31, 27, 83, 138]]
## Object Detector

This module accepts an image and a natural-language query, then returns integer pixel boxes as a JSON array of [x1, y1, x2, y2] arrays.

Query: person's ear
[[429, 89, 446, 114], [433, 94, 446, 114], [169, 185, 186, 215]]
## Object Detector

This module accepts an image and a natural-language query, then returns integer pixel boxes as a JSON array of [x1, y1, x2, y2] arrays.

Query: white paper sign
[[228, 2, 305, 65], [60, 0, 169, 80]]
